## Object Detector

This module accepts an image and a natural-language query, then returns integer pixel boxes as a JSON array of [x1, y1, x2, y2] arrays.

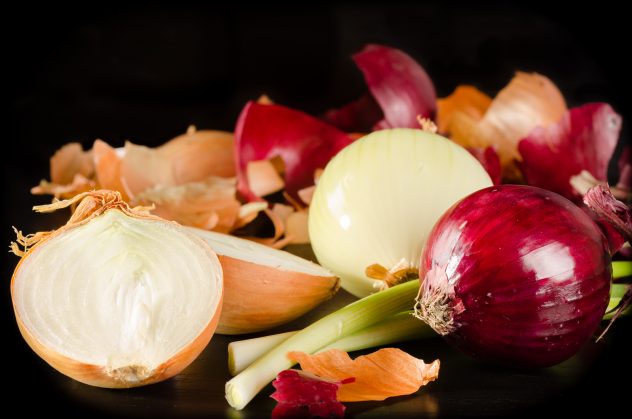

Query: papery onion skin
[[353, 44, 436, 128], [518, 103, 621, 202], [271, 369, 348, 419], [324, 44, 436, 131], [234, 101, 353, 203], [415, 185, 611, 368], [446, 72, 567, 181]]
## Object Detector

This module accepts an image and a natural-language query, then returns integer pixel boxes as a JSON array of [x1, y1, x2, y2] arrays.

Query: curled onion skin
[[415, 185, 611, 368]]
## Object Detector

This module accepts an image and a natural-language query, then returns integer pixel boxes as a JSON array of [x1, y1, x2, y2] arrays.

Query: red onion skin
[[517, 103, 621, 202], [418, 185, 611, 368], [271, 370, 347, 419], [324, 44, 436, 132], [354, 44, 436, 129], [467, 146, 501, 186], [234, 101, 353, 203]]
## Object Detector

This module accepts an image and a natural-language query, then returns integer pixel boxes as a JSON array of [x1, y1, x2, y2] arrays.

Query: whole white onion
[[309, 128, 492, 298]]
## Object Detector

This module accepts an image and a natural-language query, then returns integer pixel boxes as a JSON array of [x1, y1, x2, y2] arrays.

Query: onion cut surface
[[11, 191, 223, 388]]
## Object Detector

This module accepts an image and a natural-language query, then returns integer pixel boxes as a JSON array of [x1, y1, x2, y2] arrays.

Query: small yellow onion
[[309, 128, 492, 298], [10, 191, 223, 388], [189, 228, 340, 335]]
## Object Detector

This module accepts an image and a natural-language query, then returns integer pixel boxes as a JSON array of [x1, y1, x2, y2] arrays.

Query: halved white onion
[[11, 191, 223, 388]]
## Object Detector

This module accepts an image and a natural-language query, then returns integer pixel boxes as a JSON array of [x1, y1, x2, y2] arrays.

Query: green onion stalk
[[228, 311, 432, 376], [225, 279, 420, 409]]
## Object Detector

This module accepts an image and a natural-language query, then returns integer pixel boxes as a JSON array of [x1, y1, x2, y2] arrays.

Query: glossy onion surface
[[417, 185, 611, 368]]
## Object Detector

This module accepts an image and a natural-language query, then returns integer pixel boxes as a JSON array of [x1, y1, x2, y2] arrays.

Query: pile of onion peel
[[33, 97, 358, 248], [269, 348, 438, 418], [32, 128, 251, 233], [188, 227, 339, 335], [32, 125, 321, 248], [436, 74, 624, 198], [10, 190, 223, 388], [437, 72, 567, 180]]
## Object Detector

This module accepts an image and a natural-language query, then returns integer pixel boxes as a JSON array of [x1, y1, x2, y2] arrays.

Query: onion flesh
[[11, 191, 223, 387]]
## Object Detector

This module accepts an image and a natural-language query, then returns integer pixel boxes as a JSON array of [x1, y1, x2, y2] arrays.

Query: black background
[[4, 2, 630, 418]]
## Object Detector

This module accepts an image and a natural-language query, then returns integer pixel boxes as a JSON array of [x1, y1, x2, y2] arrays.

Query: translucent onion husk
[[444, 72, 567, 181], [188, 228, 339, 335], [11, 191, 223, 388]]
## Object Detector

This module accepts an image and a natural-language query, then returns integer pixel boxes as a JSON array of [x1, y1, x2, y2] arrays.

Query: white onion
[[308, 128, 492, 298]]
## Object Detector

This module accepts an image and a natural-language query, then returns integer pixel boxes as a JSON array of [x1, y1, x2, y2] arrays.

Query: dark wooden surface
[[3, 3, 630, 417]]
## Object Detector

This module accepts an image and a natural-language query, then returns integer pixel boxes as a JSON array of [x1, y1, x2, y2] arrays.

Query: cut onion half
[[11, 191, 223, 388], [187, 228, 340, 335]]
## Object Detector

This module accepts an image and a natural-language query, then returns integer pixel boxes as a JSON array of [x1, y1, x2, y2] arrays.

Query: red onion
[[415, 185, 616, 368]]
